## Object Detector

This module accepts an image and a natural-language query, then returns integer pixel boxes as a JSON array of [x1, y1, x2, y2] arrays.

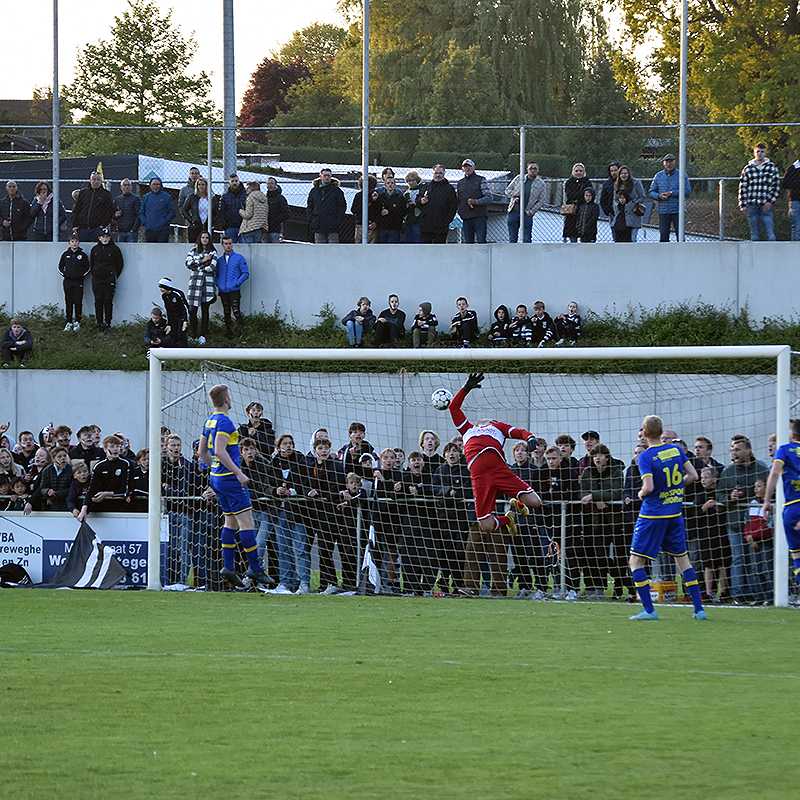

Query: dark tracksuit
[[509, 459, 546, 590], [89, 240, 124, 327], [450, 309, 479, 348], [161, 288, 190, 347], [58, 247, 90, 323], [488, 305, 511, 347], [509, 314, 534, 347], [87, 457, 133, 512]]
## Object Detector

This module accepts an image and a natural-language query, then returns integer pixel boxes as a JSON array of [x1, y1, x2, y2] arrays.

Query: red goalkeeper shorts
[[470, 451, 534, 519]]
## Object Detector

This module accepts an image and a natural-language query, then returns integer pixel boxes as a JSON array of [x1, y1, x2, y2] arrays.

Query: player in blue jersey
[[628, 414, 706, 620], [199, 383, 271, 589], [762, 418, 800, 593]]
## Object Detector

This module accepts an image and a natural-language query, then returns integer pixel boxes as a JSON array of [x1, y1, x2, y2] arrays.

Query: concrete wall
[[3, 241, 797, 328]]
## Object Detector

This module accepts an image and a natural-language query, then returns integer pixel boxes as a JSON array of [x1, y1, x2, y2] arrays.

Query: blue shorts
[[630, 515, 688, 561], [210, 474, 252, 515], [783, 503, 800, 553]]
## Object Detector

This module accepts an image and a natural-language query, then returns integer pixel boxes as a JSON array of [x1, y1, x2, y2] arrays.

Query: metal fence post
[[560, 501, 567, 595], [718, 178, 725, 240], [355, 505, 363, 591], [518, 125, 526, 245], [207, 127, 214, 235], [51, 0, 60, 243]]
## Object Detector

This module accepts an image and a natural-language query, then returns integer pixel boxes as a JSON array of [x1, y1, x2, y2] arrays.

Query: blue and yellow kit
[[774, 442, 800, 552], [201, 411, 252, 515]]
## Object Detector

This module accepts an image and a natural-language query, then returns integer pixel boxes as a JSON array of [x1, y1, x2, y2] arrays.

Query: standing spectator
[[561, 163, 591, 243], [450, 296, 479, 348], [716, 436, 770, 602], [158, 277, 190, 347], [239, 437, 277, 583], [505, 162, 546, 243], [218, 173, 247, 242], [351, 174, 379, 243], [648, 154, 691, 242], [417, 164, 458, 244], [36, 446, 73, 511], [554, 301, 582, 346], [89, 227, 124, 330], [71, 172, 113, 242], [531, 300, 556, 348], [29, 181, 66, 242], [738, 142, 781, 241], [688, 465, 730, 601], [1, 181, 31, 242], [411, 302, 438, 347], [265, 177, 289, 242], [456, 159, 492, 243], [237, 401, 276, 456], [599, 161, 620, 239], [307, 167, 346, 243], [781, 156, 800, 241], [341, 296, 376, 348], [177, 166, 201, 229], [577, 430, 600, 475], [1, 319, 33, 367], [336, 422, 376, 475], [185, 231, 218, 345], [418, 430, 444, 480], [58, 234, 90, 332], [238, 181, 269, 244], [690, 436, 724, 476], [576, 186, 599, 243], [68, 425, 105, 472], [612, 165, 646, 243], [489, 304, 512, 347], [113, 179, 141, 243], [373, 294, 406, 346], [746, 479, 774, 603], [376, 175, 407, 243], [182, 177, 215, 244], [402, 170, 424, 243], [216, 237, 249, 337], [139, 177, 175, 243], [144, 307, 167, 348], [509, 304, 533, 347]]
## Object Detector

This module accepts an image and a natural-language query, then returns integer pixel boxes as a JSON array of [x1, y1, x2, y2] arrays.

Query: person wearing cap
[[219, 173, 248, 242], [648, 154, 691, 242], [71, 172, 114, 243], [415, 164, 457, 244], [578, 430, 600, 476], [456, 159, 492, 243], [139, 177, 176, 243], [89, 228, 124, 330], [158, 277, 190, 347], [738, 142, 781, 241]]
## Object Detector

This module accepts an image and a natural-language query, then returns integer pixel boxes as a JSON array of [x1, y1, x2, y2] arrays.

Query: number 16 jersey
[[637, 443, 688, 519]]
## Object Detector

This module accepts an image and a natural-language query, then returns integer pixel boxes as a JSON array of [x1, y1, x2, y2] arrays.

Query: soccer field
[[3, 592, 795, 799]]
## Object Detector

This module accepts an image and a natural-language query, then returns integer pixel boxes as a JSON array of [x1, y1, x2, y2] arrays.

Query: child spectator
[[402, 170, 423, 243], [373, 294, 406, 347], [419, 430, 444, 479], [1, 319, 33, 367], [411, 302, 438, 348], [36, 446, 73, 511], [576, 187, 599, 243], [58, 234, 90, 332], [9, 478, 30, 512], [450, 296, 478, 348], [555, 301, 582, 347], [13, 431, 37, 471], [86, 434, 133, 515], [531, 300, 556, 348], [67, 460, 91, 519], [158, 277, 190, 347], [488, 304, 511, 347], [185, 231, 218, 345], [69, 425, 105, 472], [341, 296, 376, 348], [746, 478, 774, 603], [144, 308, 167, 348], [89, 227, 124, 330], [509, 303, 534, 347], [376, 175, 407, 243]]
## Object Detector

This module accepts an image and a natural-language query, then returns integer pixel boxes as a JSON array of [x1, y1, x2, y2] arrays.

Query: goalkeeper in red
[[448, 372, 541, 534]]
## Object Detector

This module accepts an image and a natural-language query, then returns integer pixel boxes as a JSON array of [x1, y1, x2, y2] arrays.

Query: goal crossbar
[[147, 345, 792, 604]]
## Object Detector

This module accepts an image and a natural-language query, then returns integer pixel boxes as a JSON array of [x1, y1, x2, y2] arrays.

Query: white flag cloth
[[361, 523, 381, 594]]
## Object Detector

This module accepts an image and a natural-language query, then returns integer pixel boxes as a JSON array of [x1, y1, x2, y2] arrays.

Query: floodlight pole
[[52, 0, 60, 243], [147, 351, 162, 590], [222, 0, 237, 180], [360, 0, 370, 244], [677, 0, 688, 242]]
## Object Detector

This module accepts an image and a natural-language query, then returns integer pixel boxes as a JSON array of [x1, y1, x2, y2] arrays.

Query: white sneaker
[[72, 321, 80, 331], [272, 583, 293, 595], [295, 582, 310, 595], [321, 584, 339, 595], [197, 336, 206, 345], [565, 589, 578, 601], [64, 322, 73, 332]]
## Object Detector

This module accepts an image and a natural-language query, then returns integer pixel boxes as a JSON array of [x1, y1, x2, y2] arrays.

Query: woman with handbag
[[612, 165, 646, 243], [561, 163, 591, 243]]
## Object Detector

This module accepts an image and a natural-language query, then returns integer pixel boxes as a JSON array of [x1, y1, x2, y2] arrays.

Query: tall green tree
[[65, 0, 217, 157], [276, 23, 348, 74]]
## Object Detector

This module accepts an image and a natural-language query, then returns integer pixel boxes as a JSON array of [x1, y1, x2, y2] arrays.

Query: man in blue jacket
[[648, 154, 691, 242], [216, 236, 249, 337], [139, 177, 175, 243]]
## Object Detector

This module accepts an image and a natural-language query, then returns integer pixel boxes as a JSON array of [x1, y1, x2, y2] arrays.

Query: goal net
[[147, 346, 792, 607]]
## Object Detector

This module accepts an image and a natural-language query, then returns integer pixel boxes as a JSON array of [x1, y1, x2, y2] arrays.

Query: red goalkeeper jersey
[[448, 387, 534, 468]]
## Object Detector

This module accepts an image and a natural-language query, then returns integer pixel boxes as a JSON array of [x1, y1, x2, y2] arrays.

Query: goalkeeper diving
[[447, 372, 542, 534]]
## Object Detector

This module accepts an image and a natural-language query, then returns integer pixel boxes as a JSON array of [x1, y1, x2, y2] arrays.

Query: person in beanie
[[1, 319, 33, 367], [58, 234, 90, 332], [411, 302, 438, 347], [456, 159, 492, 243], [89, 227, 124, 330], [158, 277, 190, 347]]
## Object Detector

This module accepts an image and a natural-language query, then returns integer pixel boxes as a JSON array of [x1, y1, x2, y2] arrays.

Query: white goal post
[[147, 345, 792, 605]]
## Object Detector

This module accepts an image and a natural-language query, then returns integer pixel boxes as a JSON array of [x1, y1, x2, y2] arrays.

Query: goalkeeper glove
[[526, 436, 538, 453], [463, 372, 484, 393]]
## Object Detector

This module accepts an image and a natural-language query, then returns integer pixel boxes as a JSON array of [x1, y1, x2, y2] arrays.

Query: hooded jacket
[[219, 183, 247, 229], [0, 191, 31, 240], [239, 189, 269, 235], [489, 305, 511, 345], [307, 177, 346, 234], [411, 303, 438, 333], [611, 178, 646, 230], [266, 185, 290, 231], [576, 187, 600, 242], [89, 239, 124, 286]]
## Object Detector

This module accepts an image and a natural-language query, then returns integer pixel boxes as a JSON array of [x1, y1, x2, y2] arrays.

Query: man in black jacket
[[417, 164, 457, 243], [0, 181, 31, 241], [265, 177, 289, 242], [1, 319, 33, 367], [781, 157, 800, 241], [90, 228, 124, 330], [113, 179, 141, 243], [307, 168, 346, 243], [456, 159, 492, 243], [599, 161, 620, 240], [71, 172, 114, 242]]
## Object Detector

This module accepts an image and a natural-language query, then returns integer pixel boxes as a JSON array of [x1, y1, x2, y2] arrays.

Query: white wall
[[4, 241, 797, 328]]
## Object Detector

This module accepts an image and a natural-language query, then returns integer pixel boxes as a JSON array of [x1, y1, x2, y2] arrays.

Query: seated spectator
[[36, 447, 73, 511], [158, 277, 190, 347], [417, 163, 458, 244], [373, 294, 406, 347], [554, 301, 582, 347], [71, 172, 113, 242], [237, 401, 276, 456], [265, 177, 289, 243], [1, 180, 31, 242], [576, 187, 599, 243], [216, 237, 249, 337], [411, 302, 438, 348], [351, 174, 379, 244], [377, 175, 407, 243], [90, 227, 124, 331], [402, 170, 423, 243], [531, 300, 556, 348], [219, 173, 247, 242], [1, 319, 33, 367], [341, 296, 375, 348], [185, 231, 218, 345], [113, 178, 141, 243], [144, 308, 167, 348], [29, 181, 67, 242], [307, 167, 346, 244], [58, 235, 91, 332], [238, 181, 269, 244], [450, 296, 479, 348], [182, 177, 216, 244], [139, 177, 175, 243], [509, 304, 533, 347], [488, 304, 511, 347], [67, 460, 91, 519]]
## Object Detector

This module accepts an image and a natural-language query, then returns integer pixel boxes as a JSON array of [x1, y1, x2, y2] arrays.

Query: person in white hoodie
[[738, 143, 781, 241]]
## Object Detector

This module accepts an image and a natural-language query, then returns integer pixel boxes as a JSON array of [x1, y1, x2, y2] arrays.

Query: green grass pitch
[[3, 591, 796, 799]]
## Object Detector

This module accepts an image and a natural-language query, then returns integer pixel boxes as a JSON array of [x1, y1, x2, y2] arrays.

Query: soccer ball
[[431, 387, 453, 411]]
